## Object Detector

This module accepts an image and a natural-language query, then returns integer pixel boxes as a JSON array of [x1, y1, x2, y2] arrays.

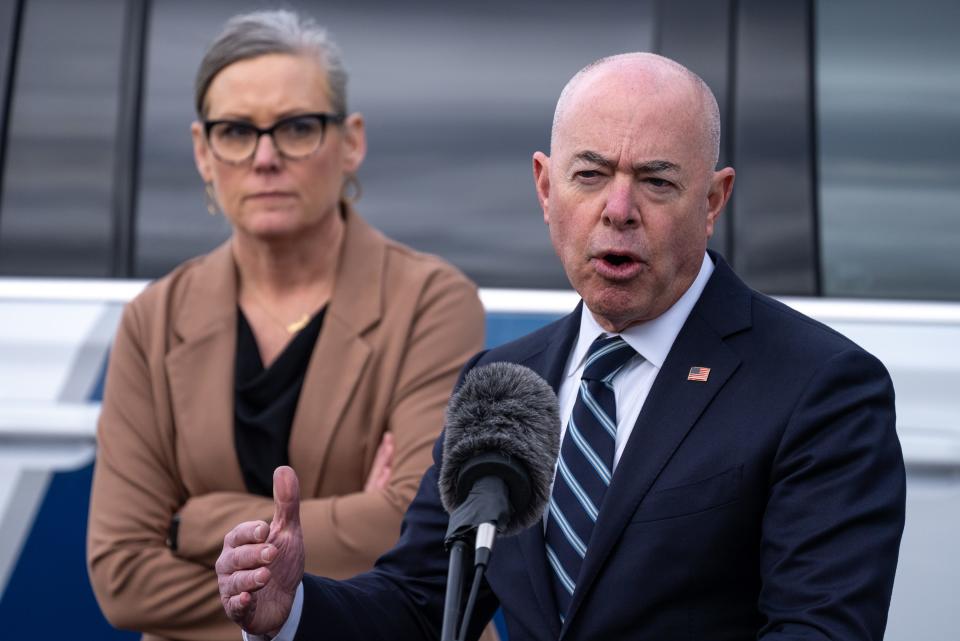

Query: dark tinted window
[[0, 0, 126, 276], [135, 0, 654, 286], [0, 0, 19, 138], [817, 0, 960, 300], [656, 1, 818, 297]]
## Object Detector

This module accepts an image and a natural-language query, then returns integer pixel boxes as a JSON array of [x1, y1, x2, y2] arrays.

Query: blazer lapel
[[288, 205, 381, 495], [166, 241, 248, 492], [510, 306, 581, 639], [561, 257, 752, 634]]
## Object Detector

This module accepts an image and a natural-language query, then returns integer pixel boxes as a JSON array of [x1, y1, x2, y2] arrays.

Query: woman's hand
[[364, 432, 394, 492]]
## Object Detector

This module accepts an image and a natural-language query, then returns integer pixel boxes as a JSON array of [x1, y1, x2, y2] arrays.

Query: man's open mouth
[[592, 252, 643, 280], [603, 253, 635, 266]]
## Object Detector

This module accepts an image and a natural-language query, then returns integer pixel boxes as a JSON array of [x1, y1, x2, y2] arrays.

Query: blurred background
[[0, 0, 958, 638], [1, 0, 958, 297]]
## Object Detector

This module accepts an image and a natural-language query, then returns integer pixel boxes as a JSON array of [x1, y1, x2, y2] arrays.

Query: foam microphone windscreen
[[439, 362, 560, 536]]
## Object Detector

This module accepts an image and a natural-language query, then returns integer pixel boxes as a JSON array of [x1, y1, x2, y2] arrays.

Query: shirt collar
[[567, 252, 715, 376]]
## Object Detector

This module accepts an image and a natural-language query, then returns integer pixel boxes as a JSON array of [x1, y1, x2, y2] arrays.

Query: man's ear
[[705, 166, 735, 238], [532, 151, 551, 224], [341, 113, 367, 173], [191, 121, 213, 183]]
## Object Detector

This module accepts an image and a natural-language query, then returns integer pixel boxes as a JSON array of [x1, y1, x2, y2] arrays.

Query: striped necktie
[[544, 335, 637, 620]]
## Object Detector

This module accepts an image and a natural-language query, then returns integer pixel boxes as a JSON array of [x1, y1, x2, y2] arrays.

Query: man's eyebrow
[[570, 153, 681, 175], [633, 160, 681, 174], [572, 150, 616, 168]]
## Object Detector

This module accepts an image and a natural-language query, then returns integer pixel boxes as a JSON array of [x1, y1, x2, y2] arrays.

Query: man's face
[[534, 65, 734, 332]]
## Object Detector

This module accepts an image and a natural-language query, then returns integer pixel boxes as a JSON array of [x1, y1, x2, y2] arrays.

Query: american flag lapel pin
[[687, 366, 711, 382]]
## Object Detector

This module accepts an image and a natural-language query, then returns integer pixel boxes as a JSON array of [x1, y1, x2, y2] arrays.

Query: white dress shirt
[[246, 253, 715, 641]]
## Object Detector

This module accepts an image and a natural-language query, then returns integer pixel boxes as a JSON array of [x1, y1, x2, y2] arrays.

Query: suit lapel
[[509, 306, 581, 639], [561, 257, 752, 634], [288, 205, 382, 495], [166, 241, 248, 492]]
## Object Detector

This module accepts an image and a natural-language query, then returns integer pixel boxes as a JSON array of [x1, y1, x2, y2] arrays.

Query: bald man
[[217, 53, 905, 641]]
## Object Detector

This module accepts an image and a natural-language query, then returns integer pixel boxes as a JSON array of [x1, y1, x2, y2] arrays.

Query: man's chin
[[581, 288, 652, 333]]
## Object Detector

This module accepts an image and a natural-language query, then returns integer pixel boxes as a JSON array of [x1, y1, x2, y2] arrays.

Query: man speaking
[[216, 53, 905, 640]]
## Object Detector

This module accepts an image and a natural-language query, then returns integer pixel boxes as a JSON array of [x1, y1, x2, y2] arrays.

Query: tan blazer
[[87, 207, 485, 641]]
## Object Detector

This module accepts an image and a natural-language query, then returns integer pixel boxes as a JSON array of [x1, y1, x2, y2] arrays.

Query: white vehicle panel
[[1, 282, 959, 640]]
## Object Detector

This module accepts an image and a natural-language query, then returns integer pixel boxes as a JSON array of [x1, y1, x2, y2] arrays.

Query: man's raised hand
[[217, 466, 305, 636]]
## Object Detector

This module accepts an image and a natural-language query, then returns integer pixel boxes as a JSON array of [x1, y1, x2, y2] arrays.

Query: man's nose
[[251, 133, 281, 169], [601, 176, 638, 228]]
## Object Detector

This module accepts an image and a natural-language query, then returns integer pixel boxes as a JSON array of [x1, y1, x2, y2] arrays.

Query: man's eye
[[646, 177, 673, 189], [576, 170, 603, 180]]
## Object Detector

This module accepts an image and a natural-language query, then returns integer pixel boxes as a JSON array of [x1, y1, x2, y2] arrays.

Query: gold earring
[[204, 182, 220, 216], [341, 174, 363, 204]]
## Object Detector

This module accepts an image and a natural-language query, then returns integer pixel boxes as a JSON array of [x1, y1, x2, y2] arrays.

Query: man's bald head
[[550, 53, 721, 169]]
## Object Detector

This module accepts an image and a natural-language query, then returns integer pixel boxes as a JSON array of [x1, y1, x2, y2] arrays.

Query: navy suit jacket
[[296, 255, 905, 641]]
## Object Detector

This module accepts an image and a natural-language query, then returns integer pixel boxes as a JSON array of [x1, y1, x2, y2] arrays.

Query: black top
[[234, 306, 325, 497]]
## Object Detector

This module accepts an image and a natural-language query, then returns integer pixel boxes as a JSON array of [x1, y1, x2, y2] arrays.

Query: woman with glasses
[[87, 10, 484, 641]]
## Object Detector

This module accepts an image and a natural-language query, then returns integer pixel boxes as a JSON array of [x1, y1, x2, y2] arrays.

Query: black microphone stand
[[457, 522, 494, 641], [441, 453, 534, 640], [441, 474, 512, 641], [440, 538, 467, 641]]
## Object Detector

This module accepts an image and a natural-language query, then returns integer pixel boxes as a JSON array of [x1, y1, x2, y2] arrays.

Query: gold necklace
[[244, 283, 313, 335], [283, 314, 311, 334]]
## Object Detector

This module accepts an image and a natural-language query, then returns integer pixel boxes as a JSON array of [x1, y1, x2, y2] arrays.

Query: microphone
[[436, 362, 560, 641], [439, 361, 561, 549]]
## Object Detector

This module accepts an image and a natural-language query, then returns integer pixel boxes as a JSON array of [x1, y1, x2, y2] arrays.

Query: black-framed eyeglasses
[[203, 112, 346, 164]]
